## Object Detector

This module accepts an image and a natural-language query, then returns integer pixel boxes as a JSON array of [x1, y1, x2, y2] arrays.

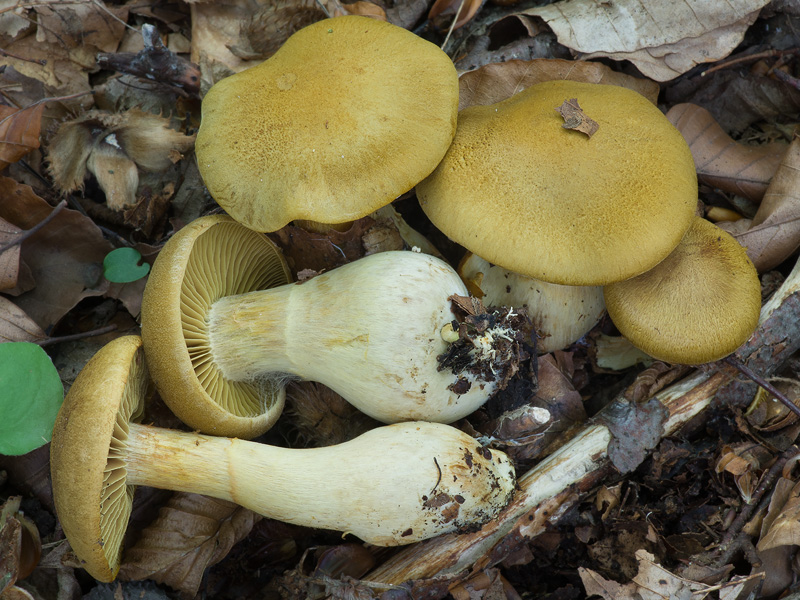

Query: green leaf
[[103, 247, 150, 283], [0, 343, 64, 455]]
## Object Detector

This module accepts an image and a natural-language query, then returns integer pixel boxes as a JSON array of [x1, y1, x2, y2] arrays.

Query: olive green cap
[[418, 80, 698, 286], [196, 15, 459, 232]]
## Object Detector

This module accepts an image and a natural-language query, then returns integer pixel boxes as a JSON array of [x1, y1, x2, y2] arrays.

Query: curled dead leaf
[[0, 218, 23, 292], [119, 493, 260, 597], [0, 177, 112, 329], [725, 136, 800, 271], [556, 98, 599, 137], [0, 102, 45, 171], [0, 297, 45, 343], [458, 58, 659, 110], [519, 0, 771, 81], [667, 103, 785, 202], [429, 0, 482, 31]]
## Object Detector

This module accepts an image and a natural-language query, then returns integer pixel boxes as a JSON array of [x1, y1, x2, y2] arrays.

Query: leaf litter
[[4, 1, 800, 600]]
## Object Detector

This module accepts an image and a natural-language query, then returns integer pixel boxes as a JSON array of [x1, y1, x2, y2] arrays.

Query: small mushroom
[[458, 252, 605, 353], [417, 80, 697, 286], [142, 216, 519, 431], [50, 336, 516, 582], [195, 15, 459, 232], [603, 217, 761, 364]]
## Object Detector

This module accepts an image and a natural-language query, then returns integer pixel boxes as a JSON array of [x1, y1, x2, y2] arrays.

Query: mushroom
[[417, 80, 697, 286], [458, 252, 605, 353], [195, 15, 459, 232], [50, 336, 516, 582], [603, 216, 761, 364], [141, 216, 525, 432], [140, 214, 292, 439]]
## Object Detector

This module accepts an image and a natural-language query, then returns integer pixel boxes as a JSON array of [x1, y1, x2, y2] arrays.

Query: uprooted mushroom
[[50, 336, 516, 582], [141, 215, 531, 436]]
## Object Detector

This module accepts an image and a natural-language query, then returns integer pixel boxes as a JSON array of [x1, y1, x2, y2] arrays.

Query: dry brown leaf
[[458, 58, 659, 110], [520, 0, 770, 81], [579, 567, 638, 599], [555, 98, 598, 137], [0, 2, 126, 103], [118, 493, 260, 597], [0, 297, 45, 343], [729, 136, 800, 271], [428, 0, 482, 31], [226, 0, 328, 63], [191, 0, 340, 82], [0, 217, 22, 291], [667, 103, 786, 202], [631, 550, 711, 599], [757, 477, 800, 550], [0, 177, 112, 329], [34, 2, 127, 52], [342, 2, 387, 20], [0, 102, 45, 171]]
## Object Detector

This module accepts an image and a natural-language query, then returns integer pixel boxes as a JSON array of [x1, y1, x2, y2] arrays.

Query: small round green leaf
[[0, 343, 64, 455], [103, 247, 150, 283]]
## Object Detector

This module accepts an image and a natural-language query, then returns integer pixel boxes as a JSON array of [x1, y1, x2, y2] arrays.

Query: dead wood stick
[[366, 255, 800, 587]]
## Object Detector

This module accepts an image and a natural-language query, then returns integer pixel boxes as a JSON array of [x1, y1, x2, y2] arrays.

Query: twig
[[0, 200, 66, 255], [96, 24, 200, 97], [724, 356, 800, 418], [441, 0, 467, 53], [709, 445, 798, 568], [773, 67, 800, 91], [700, 48, 798, 77], [0, 47, 46, 65], [37, 324, 118, 347]]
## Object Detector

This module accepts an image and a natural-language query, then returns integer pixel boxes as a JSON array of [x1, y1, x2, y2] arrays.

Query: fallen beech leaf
[[267, 216, 378, 276], [730, 137, 800, 271], [34, 2, 127, 52], [0, 177, 112, 329], [343, 1, 387, 20], [0, 497, 42, 592], [555, 98, 598, 137], [119, 493, 260, 597], [757, 477, 800, 551], [520, 0, 770, 81], [667, 103, 786, 202], [0, 217, 22, 291], [631, 550, 711, 599], [671, 70, 800, 135], [458, 58, 659, 110], [0, 297, 45, 343], [192, 0, 342, 77], [579, 566, 638, 599], [428, 0, 482, 31], [0, 102, 45, 170]]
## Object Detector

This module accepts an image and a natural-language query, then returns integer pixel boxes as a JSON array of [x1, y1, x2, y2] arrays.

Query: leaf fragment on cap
[[556, 98, 599, 138]]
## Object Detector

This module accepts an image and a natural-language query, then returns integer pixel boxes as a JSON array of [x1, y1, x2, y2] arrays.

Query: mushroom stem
[[120, 421, 516, 546], [205, 251, 502, 423]]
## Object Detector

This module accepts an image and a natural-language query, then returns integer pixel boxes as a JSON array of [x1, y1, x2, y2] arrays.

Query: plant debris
[[555, 98, 599, 137], [437, 294, 533, 395]]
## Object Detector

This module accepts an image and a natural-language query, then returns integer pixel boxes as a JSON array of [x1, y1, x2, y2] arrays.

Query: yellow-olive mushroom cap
[[141, 215, 292, 438], [195, 15, 459, 232], [417, 80, 698, 286], [604, 217, 761, 365], [50, 335, 148, 582]]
